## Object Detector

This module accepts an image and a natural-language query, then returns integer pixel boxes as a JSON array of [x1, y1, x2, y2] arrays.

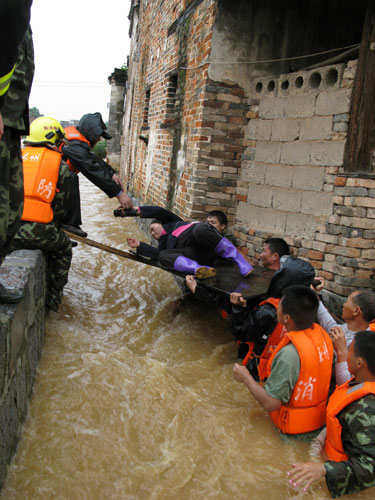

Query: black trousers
[[158, 222, 222, 268], [62, 172, 82, 227]]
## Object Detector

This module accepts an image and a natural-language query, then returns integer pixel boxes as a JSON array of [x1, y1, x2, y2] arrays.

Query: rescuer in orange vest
[[287, 330, 375, 498], [233, 285, 333, 440], [60, 112, 133, 237], [11, 116, 74, 312]]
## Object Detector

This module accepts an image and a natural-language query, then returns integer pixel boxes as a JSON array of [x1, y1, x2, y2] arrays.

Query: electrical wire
[[33, 80, 108, 88], [180, 43, 360, 70]]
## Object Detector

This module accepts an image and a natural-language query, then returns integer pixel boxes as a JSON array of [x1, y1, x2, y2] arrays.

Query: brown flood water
[[1, 178, 372, 500]]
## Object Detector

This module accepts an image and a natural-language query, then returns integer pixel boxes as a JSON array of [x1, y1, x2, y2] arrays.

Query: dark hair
[[207, 210, 227, 227], [353, 330, 375, 375], [150, 219, 163, 226], [352, 290, 375, 322], [265, 238, 290, 258], [280, 285, 319, 330]]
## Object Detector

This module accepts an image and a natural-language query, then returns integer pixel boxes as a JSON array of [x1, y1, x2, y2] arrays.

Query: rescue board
[[64, 231, 274, 300]]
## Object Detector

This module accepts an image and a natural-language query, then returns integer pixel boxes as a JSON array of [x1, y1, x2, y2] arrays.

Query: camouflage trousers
[[12, 222, 72, 311], [0, 127, 24, 265]]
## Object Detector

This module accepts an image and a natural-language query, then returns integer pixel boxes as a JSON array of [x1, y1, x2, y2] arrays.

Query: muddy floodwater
[[1, 178, 373, 500]]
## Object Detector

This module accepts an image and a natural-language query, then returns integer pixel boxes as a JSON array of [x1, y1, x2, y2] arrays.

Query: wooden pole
[[63, 230, 144, 263]]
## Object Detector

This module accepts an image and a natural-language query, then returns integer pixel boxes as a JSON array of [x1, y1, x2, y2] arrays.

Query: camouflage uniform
[[0, 26, 34, 264], [324, 386, 375, 498], [12, 157, 73, 312]]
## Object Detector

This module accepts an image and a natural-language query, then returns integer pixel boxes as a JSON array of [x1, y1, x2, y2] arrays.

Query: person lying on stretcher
[[117, 205, 252, 279]]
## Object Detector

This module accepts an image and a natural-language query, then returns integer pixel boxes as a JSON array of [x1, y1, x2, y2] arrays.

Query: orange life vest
[[265, 324, 333, 434], [63, 126, 91, 174], [325, 378, 375, 461], [239, 298, 287, 381], [21, 147, 61, 224], [369, 322, 375, 332]]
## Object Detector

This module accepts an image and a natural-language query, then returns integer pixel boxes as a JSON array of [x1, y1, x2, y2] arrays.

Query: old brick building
[[121, 0, 374, 310]]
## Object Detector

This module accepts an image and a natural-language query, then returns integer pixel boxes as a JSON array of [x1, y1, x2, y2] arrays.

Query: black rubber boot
[[62, 225, 88, 238]]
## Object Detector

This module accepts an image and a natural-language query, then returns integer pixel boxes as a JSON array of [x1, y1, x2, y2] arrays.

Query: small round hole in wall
[[295, 76, 304, 88], [309, 72, 322, 88], [255, 82, 263, 93], [281, 80, 289, 90], [326, 68, 338, 86], [267, 80, 275, 92]]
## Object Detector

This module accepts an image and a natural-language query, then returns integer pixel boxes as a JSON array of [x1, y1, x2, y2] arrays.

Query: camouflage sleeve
[[52, 160, 75, 226], [324, 395, 375, 498], [0, 0, 32, 109]]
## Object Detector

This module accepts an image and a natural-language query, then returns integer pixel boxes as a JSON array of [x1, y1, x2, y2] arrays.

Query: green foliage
[[92, 140, 107, 159], [29, 106, 43, 118]]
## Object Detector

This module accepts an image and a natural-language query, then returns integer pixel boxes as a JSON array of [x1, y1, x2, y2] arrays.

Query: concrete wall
[[232, 59, 375, 298], [0, 250, 46, 488]]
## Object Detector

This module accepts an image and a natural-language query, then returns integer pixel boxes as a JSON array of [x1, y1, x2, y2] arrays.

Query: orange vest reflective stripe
[[325, 378, 375, 461], [265, 324, 333, 434], [21, 147, 61, 223], [64, 126, 91, 174]]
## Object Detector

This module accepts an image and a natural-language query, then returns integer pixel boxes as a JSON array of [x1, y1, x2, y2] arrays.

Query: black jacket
[[62, 113, 119, 198], [137, 206, 195, 259]]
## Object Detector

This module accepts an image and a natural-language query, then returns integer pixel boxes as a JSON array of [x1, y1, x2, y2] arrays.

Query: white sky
[[29, 0, 131, 123]]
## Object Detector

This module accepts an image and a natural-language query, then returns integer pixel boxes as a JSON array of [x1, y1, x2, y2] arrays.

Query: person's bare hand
[[127, 237, 140, 248], [185, 275, 197, 294], [329, 326, 348, 362], [287, 462, 326, 492], [0, 112, 3, 140], [312, 276, 325, 292], [117, 191, 133, 209], [230, 292, 247, 307], [112, 174, 124, 190], [233, 363, 251, 384]]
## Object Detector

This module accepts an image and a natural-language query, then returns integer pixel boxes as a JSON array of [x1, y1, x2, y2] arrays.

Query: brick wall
[[122, 0, 219, 216], [122, 1, 374, 301]]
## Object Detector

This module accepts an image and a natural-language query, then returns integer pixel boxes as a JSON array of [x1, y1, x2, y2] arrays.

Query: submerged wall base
[[0, 250, 46, 489]]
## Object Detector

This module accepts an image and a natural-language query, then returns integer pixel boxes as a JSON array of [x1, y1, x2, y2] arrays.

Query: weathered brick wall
[[0, 250, 46, 488], [122, 0, 223, 217], [123, 1, 374, 301]]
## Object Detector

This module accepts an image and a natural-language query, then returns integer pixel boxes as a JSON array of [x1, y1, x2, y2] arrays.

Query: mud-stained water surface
[[1, 178, 373, 500]]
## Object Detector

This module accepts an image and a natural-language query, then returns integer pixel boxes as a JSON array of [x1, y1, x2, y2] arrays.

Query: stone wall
[[0, 250, 46, 488]]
